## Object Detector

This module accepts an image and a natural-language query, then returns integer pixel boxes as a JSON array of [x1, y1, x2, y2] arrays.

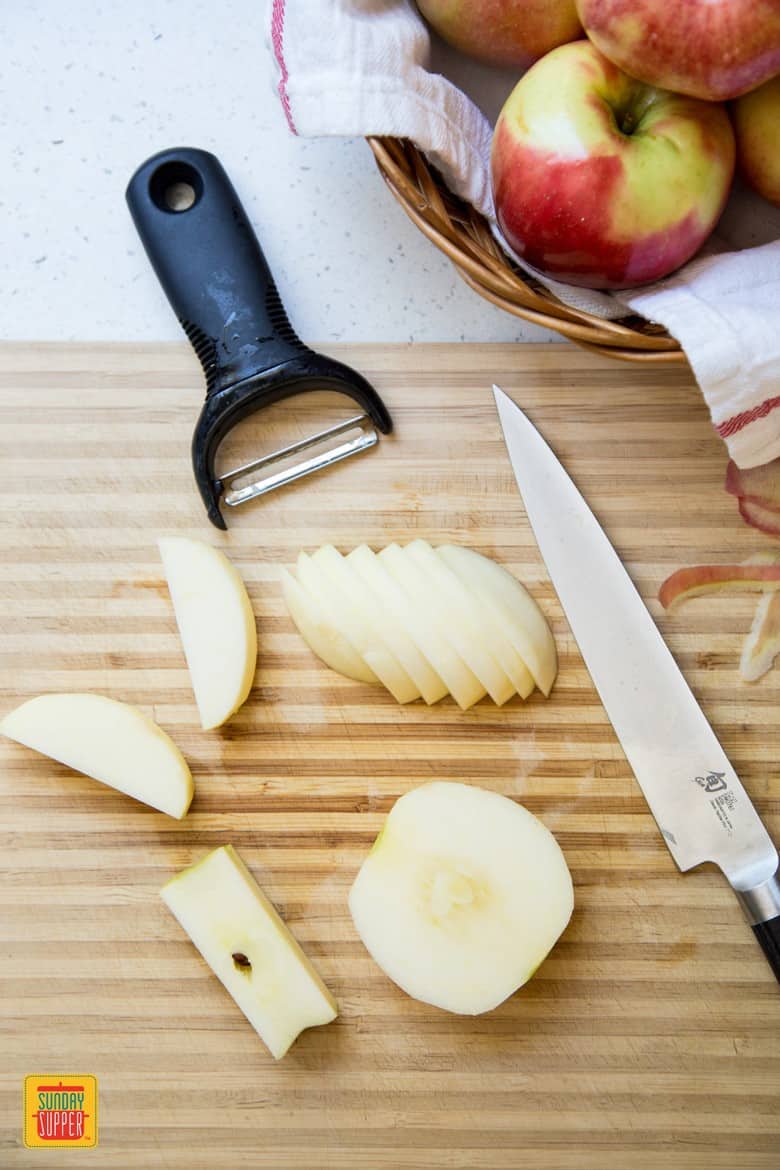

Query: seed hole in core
[[232, 951, 252, 973]]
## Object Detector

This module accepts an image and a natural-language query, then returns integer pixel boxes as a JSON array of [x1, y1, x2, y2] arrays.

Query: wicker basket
[[368, 136, 686, 365]]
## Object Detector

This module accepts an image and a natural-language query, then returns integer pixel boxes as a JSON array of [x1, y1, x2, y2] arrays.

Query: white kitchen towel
[[268, 0, 780, 468]]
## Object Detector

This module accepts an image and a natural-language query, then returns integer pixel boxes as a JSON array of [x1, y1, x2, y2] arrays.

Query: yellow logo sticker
[[23, 1075, 97, 1148]]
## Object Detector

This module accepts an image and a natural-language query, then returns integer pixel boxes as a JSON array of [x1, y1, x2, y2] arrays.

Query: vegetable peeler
[[126, 148, 392, 529]]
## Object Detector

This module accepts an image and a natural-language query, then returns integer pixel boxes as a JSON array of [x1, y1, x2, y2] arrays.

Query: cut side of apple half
[[161, 845, 338, 1059], [349, 781, 573, 1015], [158, 537, 257, 730], [0, 693, 193, 818], [280, 542, 557, 709]]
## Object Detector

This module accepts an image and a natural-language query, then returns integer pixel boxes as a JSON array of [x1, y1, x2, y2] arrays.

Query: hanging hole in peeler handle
[[149, 160, 202, 213]]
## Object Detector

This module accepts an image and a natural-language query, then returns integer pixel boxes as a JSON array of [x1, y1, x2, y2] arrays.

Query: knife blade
[[492, 385, 780, 979]]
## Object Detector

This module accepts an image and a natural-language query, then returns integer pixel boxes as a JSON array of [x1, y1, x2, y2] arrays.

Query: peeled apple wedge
[[280, 543, 557, 708], [437, 545, 557, 696], [405, 540, 534, 700], [346, 545, 449, 704], [349, 782, 573, 1014], [158, 537, 257, 730], [280, 567, 378, 684], [298, 549, 420, 704], [378, 544, 487, 710], [162, 845, 337, 1059], [0, 693, 193, 818]]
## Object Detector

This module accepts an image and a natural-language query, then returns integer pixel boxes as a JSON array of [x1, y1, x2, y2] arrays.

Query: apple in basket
[[415, 0, 582, 68], [491, 40, 736, 290], [576, 0, 780, 102], [733, 76, 780, 208]]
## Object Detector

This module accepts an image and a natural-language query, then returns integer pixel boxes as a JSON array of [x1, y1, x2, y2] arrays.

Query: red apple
[[733, 75, 780, 208], [576, 0, 780, 102], [659, 564, 780, 610], [491, 40, 735, 290], [416, 0, 582, 68]]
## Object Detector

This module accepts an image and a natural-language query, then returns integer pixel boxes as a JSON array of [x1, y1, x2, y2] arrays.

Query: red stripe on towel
[[271, 0, 296, 134], [717, 396, 780, 438]]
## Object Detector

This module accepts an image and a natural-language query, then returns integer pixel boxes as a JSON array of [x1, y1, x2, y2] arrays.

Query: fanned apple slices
[[281, 542, 556, 709]]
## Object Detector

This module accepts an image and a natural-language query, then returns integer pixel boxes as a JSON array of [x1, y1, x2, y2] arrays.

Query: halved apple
[[378, 544, 487, 710], [346, 545, 449, 704], [659, 563, 780, 609], [349, 781, 573, 1015], [0, 693, 193, 818], [405, 539, 532, 700], [297, 551, 419, 703], [281, 567, 377, 684], [437, 545, 557, 696], [158, 538, 257, 730], [162, 845, 337, 1059]]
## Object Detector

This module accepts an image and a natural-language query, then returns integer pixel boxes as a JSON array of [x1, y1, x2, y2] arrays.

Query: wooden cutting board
[[0, 342, 778, 1170]]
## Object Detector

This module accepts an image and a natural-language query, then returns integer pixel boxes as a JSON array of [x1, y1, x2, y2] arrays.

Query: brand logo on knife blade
[[694, 770, 728, 794]]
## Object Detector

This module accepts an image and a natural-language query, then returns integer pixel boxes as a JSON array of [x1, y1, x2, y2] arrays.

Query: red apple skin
[[416, 0, 582, 67], [725, 458, 780, 509], [491, 41, 735, 289], [739, 499, 780, 538], [733, 75, 780, 208], [576, 0, 780, 102], [659, 564, 780, 610]]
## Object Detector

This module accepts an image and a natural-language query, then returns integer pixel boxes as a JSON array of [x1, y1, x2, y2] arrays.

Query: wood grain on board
[[0, 342, 778, 1169]]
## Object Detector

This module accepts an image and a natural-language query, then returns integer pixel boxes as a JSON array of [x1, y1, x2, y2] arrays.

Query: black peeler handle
[[126, 147, 305, 394]]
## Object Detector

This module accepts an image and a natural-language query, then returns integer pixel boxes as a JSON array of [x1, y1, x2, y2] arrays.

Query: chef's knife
[[492, 385, 780, 980]]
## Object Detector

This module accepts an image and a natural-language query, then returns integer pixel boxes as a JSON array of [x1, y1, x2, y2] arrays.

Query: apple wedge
[[349, 782, 573, 1015], [346, 545, 449, 705], [741, 592, 780, 683], [297, 551, 419, 703], [0, 693, 193, 818], [280, 567, 378, 684], [378, 544, 487, 710], [405, 539, 533, 700], [437, 545, 557, 696], [161, 845, 337, 1059], [659, 563, 780, 609], [158, 538, 257, 730]]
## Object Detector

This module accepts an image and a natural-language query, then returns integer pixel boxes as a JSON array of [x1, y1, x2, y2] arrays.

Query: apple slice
[[158, 538, 257, 730], [405, 539, 533, 701], [346, 545, 448, 705], [280, 567, 378, 684], [0, 693, 193, 818], [349, 781, 573, 1015], [310, 544, 425, 704], [162, 845, 337, 1059], [378, 544, 487, 710], [739, 498, 780, 537], [740, 591, 780, 682], [437, 544, 557, 696], [296, 551, 419, 704], [726, 458, 780, 508], [659, 563, 780, 609]]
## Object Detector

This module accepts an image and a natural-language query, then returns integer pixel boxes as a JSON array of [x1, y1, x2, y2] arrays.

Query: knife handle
[[736, 867, 780, 982]]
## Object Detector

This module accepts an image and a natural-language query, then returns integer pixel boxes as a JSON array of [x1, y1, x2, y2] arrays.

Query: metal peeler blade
[[219, 413, 378, 509], [126, 147, 392, 528]]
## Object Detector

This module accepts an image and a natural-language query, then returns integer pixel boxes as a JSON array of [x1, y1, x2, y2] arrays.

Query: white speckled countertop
[[2, 1, 555, 344]]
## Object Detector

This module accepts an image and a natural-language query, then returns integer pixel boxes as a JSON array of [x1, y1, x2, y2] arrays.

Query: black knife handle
[[126, 147, 303, 397], [752, 917, 780, 981], [736, 866, 780, 983]]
